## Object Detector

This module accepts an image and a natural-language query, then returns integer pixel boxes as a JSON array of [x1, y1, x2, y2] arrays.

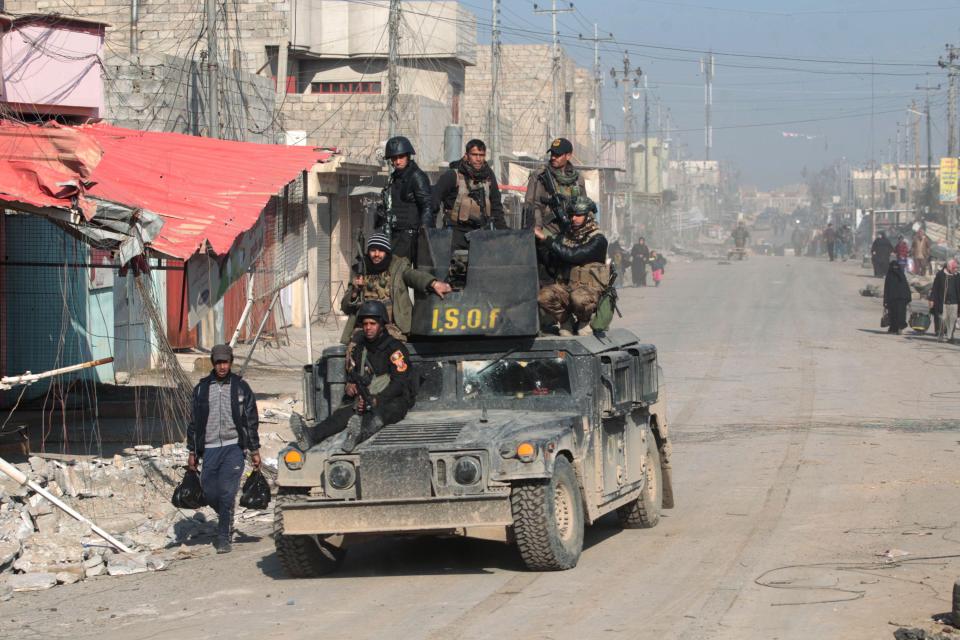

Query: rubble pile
[[0, 443, 273, 596]]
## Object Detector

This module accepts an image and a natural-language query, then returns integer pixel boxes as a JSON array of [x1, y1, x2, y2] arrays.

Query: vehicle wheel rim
[[554, 481, 575, 541]]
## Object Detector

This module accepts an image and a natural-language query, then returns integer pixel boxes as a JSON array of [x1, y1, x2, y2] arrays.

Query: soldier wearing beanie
[[339, 232, 452, 343]]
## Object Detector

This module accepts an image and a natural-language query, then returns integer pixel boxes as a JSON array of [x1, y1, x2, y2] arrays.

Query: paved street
[[5, 254, 960, 640]]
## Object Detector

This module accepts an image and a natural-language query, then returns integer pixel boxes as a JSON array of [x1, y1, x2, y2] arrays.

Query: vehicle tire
[[510, 455, 584, 571], [274, 496, 345, 577], [617, 424, 663, 529]]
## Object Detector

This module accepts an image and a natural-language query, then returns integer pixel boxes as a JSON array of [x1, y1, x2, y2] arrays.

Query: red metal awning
[[0, 121, 335, 259]]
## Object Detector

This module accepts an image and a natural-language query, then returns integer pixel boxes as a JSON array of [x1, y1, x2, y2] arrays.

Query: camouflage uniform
[[537, 197, 610, 333]]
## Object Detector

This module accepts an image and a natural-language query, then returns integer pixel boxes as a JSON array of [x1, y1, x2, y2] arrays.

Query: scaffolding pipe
[[1, 357, 114, 390], [0, 457, 133, 553]]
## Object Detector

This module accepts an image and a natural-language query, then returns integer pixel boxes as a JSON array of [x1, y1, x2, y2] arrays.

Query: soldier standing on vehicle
[[339, 233, 452, 343], [310, 301, 416, 452], [534, 196, 611, 336], [431, 139, 507, 251], [524, 137, 586, 230], [186, 344, 260, 554], [379, 136, 433, 264]]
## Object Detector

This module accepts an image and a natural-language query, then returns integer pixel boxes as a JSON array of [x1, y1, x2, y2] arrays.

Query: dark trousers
[[446, 222, 481, 252], [200, 444, 245, 541], [826, 241, 836, 261], [391, 228, 418, 265], [311, 398, 410, 444]]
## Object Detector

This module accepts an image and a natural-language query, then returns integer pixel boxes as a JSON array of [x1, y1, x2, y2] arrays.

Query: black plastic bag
[[239, 469, 271, 510], [172, 469, 207, 509]]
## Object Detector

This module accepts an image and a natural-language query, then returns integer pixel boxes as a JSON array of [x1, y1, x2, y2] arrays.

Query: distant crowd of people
[[608, 238, 668, 288], [789, 222, 854, 260], [874, 228, 957, 341]]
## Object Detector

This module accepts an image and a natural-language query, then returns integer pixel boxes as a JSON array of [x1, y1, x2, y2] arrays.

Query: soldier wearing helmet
[[309, 300, 417, 451], [534, 196, 611, 336], [339, 232, 451, 343], [379, 136, 433, 264]]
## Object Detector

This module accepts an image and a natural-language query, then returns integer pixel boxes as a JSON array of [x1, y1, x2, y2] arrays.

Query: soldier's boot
[[357, 413, 386, 445], [289, 412, 313, 449], [341, 414, 363, 453]]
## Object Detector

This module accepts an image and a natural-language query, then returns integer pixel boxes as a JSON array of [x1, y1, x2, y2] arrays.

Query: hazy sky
[[466, 0, 960, 189]]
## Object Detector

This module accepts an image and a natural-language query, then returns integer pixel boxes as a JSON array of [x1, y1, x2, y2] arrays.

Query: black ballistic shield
[[411, 229, 540, 337]]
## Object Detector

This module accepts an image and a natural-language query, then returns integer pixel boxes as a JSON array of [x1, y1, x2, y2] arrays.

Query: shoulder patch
[[389, 350, 408, 372]]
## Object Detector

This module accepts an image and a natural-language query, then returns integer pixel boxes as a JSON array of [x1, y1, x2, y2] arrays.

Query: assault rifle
[[351, 229, 367, 304], [346, 367, 375, 415], [376, 179, 396, 238], [539, 165, 572, 232]]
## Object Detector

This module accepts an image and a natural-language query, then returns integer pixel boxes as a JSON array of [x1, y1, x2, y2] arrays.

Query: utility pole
[[534, 1, 574, 140], [940, 45, 959, 245], [610, 54, 642, 186], [700, 52, 714, 161], [643, 76, 650, 194], [579, 25, 613, 165], [916, 80, 941, 218], [387, 0, 401, 137], [487, 0, 502, 176], [205, 0, 219, 138]]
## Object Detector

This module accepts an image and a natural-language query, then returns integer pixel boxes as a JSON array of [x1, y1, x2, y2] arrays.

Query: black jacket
[[883, 264, 912, 305], [630, 243, 650, 263], [187, 372, 260, 457], [348, 331, 416, 408], [871, 236, 894, 260], [929, 267, 960, 314], [431, 160, 506, 229], [545, 232, 608, 266], [388, 160, 433, 230]]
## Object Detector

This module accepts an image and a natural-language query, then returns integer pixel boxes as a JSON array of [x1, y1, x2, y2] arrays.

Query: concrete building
[[463, 44, 594, 176], [849, 163, 938, 211]]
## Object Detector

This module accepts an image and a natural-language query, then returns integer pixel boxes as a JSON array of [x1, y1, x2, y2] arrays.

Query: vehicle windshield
[[462, 357, 571, 398]]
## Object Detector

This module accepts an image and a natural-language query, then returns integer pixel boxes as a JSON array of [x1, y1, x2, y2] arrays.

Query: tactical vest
[[449, 172, 491, 225], [359, 347, 391, 395], [361, 272, 395, 323], [567, 263, 610, 293]]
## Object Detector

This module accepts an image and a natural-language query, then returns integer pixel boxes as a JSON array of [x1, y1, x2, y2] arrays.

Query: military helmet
[[569, 196, 598, 217], [384, 136, 416, 158], [357, 300, 389, 325]]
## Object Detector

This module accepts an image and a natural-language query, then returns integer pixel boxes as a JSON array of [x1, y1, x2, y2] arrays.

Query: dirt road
[[5, 255, 960, 640]]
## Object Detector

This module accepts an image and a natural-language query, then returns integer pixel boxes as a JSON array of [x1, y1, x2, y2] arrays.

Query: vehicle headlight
[[327, 461, 356, 490], [282, 446, 304, 470], [453, 456, 481, 486]]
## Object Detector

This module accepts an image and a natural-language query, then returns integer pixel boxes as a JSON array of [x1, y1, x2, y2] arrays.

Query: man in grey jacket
[[187, 344, 261, 553]]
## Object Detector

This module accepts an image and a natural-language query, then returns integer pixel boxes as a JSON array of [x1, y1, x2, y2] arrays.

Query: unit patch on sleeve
[[390, 350, 408, 372]]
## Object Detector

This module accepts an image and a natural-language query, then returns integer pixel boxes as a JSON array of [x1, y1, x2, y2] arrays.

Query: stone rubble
[[0, 439, 277, 598]]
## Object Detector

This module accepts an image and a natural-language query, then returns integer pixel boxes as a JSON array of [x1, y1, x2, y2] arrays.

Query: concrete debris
[[0, 438, 279, 597], [7, 571, 57, 591], [893, 628, 955, 640], [860, 285, 881, 297]]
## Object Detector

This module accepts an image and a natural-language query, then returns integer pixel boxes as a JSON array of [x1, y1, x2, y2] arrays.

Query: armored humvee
[[274, 230, 673, 575]]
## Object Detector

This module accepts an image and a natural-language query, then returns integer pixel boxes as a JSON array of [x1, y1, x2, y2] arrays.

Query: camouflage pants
[[538, 283, 600, 325]]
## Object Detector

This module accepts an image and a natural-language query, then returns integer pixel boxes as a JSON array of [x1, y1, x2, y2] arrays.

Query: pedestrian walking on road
[[791, 224, 805, 257], [883, 260, 912, 335], [187, 344, 261, 554], [871, 232, 894, 277], [911, 229, 932, 275], [649, 251, 667, 287], [894, 235, 909, 271], [929, 259, 960, 342], [631, 237, 650, 286], [823, 223, 837, 262], [838, 224, 853, 261]]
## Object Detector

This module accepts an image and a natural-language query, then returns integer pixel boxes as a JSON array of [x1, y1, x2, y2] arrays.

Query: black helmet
[[357, 300, 389, 324], [569, 196, 597, 217], [385, 136, 415, 158]]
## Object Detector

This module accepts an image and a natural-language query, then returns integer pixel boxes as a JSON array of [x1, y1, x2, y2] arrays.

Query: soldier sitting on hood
[[432, 138, 508, 251], [339, 232, 451, 343], [534, 196, 612, 337]]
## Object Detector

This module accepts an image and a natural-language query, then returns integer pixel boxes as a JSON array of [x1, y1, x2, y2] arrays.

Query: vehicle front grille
[[370, 421, 466, 446]]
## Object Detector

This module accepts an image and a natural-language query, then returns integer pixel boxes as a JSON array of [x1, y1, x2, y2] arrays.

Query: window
[[311, 81, 382, 94], [462, 358, 572, 398]]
